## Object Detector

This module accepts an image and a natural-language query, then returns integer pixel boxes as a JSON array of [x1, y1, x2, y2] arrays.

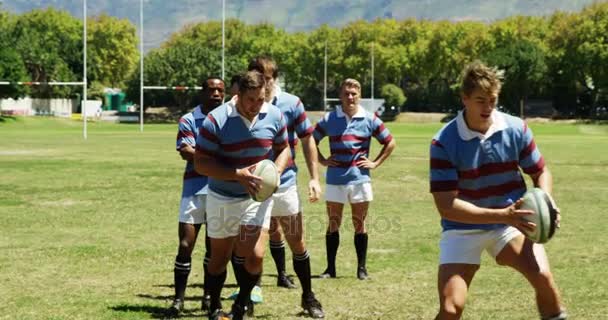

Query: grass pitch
[[1, 117, 607, 319]]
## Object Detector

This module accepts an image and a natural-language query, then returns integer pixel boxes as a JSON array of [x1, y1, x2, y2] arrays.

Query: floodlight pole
[[221, 0, 225, 80], [83, 0, 87, 139], [139, 0, 144, 132], [371, 42, 374, 108]]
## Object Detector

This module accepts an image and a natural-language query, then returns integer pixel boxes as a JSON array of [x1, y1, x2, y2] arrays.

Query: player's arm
[[176, 118, 196, 161], [194, 152, 262, 195], [432, 191, 535, 232], [357, 138, 395, 169], [178, 143, 195, 161], [301, 134, 322, 201], [273, 116, 291, 175], [313, 119, 338, 167]]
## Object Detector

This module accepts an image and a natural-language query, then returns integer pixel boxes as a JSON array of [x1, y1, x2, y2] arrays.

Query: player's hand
[[178, 142, 195, 160], [504, 198, 536, 233], [308, 179, 322, 203], [236, 164, 262, 196], [546, 192, 561, 229], [320, 156, 339, 167], [356, 156, 377, 169]]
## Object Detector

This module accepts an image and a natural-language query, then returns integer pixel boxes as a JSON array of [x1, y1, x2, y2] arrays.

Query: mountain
[[1, 0, 599, 50]]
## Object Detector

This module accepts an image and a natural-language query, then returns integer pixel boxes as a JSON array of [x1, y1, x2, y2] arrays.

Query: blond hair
[[340, 78, 362, 94], [460, 61, 503, 96]]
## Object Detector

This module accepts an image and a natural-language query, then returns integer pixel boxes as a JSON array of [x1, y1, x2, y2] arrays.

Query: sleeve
[[518, 122, 545, 175], [195, 114, 220, 157], [429, 138, 459, 193], [313, 114, 329, 143], [176, 117, 195, 150], [273, 113, 289, 148], [371, 115, 393, 145], [292, 100, 314, 139]]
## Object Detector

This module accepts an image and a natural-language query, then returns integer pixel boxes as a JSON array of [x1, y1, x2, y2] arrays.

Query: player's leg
[[435, 229, 487, 319], [349, 182, 373, 280], [229, 198, 272, 318], [279, 213, 325, 318], [320, 200, 343, 278], [202, 223, 212, 311], [167, 195, 204, 316], [321, 183, 347, 278], [205, 191, 242, 318], [269, 216, 295, 288], [435, 264, 479, 320], [494, 230, 566, 319]]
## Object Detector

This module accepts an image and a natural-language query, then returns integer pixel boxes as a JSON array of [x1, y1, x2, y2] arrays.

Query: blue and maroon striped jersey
[[176, 106, 208, 197], [429, 110, 545, 231], [196, 99, 288, 198], [270, 87, 314, 188], [313, 105, 393, 185]]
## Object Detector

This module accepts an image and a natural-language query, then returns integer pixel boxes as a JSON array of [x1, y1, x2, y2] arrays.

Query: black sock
[[232, 256, 261, 308], [207, 270, 227, 311], [270, 240, 286, 276], [354, 233, 368, 269], [231, 255, 245, 285], [174, 255, 191, 301], [293, 250, 312, 296], [325, 231, 339, 273], [203, 247, 211, 296]]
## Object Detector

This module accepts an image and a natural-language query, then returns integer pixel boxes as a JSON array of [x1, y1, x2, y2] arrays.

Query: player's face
[[263, 71, 276, 102], [203, 79, 225, 108], [462, 87, 498, 133], [340, 85, 360, 115], [237, 87, 266, 120]]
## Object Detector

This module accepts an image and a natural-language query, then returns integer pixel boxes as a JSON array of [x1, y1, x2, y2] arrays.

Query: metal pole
[[371, 42, 374, 106], [324, 40, 327, 110], [139, 0, 144, 132], [221, 0, 225, 80], [83, 0, 87, 139]]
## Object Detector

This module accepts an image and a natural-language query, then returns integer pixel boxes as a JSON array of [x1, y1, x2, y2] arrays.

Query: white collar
[[227, 96, 270, 118], [270, 84, 282, 103], [456, 110, 507, 141], [336, 105, 365, 119], [193, 105, 205, 119]]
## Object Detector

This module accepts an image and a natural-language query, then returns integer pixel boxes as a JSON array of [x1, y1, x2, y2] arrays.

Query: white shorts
[[205, 190, 273, 239], [178, 194, 207, 224], [325, 182, 373, 204], [271, 185, 302, 217], [439, 226, 522, 265]]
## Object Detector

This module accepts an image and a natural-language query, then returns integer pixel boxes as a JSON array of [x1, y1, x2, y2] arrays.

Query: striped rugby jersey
[[196, 98, 288, 198], [429, 110, 545, 231], [176, 105, 208, 197], [270, 86, 314, 188], [313, 105, 393, 185]]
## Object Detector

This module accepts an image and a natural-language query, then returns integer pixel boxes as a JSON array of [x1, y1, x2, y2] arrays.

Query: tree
[[87, 14, 138, 88], [12, 8, 83, 98], [0, 47, 29, 99], [380, 84, 406, 110]]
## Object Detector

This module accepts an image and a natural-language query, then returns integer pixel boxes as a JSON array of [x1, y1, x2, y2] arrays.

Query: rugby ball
[[251, 159, 280, 202], [519, 188, 558, 244]]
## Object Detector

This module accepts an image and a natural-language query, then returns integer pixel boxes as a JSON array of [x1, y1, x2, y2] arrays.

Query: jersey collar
[[456, 110, 507, 142], [336, 105, 365, 119], [193, 105, 205, 119]]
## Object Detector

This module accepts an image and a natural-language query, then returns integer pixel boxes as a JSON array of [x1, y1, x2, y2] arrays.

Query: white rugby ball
[[251, 159, 280, 202], [519, 188, 558, 244]]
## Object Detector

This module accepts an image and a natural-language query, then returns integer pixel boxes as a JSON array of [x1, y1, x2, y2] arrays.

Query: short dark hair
[[247, 55, 278, 79], [202, 76, 224, 91], [230, 74, 241, 87], [460, 61, 502, 96], [239, 71, 266, 93]]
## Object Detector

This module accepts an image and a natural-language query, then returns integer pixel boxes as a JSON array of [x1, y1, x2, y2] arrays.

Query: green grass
[[1, 117, 607, 319]]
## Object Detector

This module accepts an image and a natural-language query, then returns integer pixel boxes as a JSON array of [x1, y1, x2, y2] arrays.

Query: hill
[[1, 0, 600, 50]]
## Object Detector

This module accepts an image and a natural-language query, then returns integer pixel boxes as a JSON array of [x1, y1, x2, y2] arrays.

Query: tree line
[[1, 3, 606, 118]]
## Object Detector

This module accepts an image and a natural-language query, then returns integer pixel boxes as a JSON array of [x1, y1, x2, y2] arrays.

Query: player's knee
[[178, 239, 194, 252]]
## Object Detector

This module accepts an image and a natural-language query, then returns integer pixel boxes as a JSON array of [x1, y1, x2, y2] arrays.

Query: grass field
[[1, 116, 607, 319]]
